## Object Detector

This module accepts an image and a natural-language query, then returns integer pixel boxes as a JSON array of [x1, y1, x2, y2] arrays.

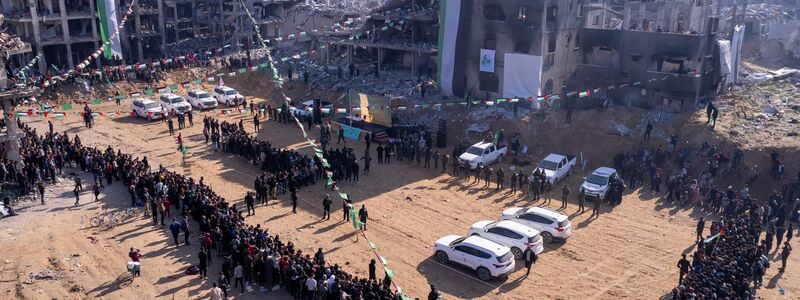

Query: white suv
[[159, 93, 192, 114], [580, 167, 618, 200], [186, 90, 218, 110], [213, 86, 242, 106], [131, 98, 164, 121], [469, 220, 544, 258], [501, 207, 572, 243], [433, 235, 515, 281]]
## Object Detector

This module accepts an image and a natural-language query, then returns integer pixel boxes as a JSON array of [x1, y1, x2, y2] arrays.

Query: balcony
[[644, 71, 701, 91], [67, 8, 95, 19], [5, 10, 33, 21]]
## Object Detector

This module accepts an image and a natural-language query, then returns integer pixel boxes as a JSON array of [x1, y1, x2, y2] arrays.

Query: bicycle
[[90, 211, 121, 228], [117, 207, 142, 221]]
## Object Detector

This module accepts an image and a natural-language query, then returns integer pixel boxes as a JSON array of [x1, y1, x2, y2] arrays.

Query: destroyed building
[[1, 0, 101, 72], [322, 0, 439, 77], [0, 0, 344, 72], [584, 0, 623, 29], [438, 0, 583, 101], [573, 0, 722, 111]]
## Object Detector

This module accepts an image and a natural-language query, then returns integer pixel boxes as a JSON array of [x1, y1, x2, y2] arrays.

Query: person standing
[[169, 218, 181, 246], [644, 122, 653, 142], [787, 224, 794, 243], [591, 197, 601, 217], [368, 259, 376, 281], [37, 181, 45, 205], [92, 182, 101, 201], [290, 186, 298, 214], [234, 263, 244, 293], [167, 118, 175, 135], [560, 185, 570, 209], [361, 153, 372, 174], [523, 246, 537, 277], [677, 254, 690, 284], [577, 191, 585, 213], [245, 192, 255, 216], [128, 248, 141, 277], [181, 216, 192, 246], [322, 194, 332, 220], [73, 185, 80, 206], [696, 217, 705, 242], [780, 242, 792, 272], [358, 205, 369, 230], [253, 114, 260, 133], [198, 248, 208, 279], [342, 198, 352, 221]]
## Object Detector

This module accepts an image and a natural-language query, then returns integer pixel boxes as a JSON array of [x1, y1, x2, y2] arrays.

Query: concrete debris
[[609, 120, 631, 136], [28, 269, 60, 282]]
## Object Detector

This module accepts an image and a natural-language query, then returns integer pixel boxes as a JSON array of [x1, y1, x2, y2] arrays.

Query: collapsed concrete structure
[[573, 0, 722, 111]]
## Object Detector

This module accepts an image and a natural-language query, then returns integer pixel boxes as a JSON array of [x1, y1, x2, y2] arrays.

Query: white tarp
[[438, 0, 462, 96], [479, 49, 495, 73], [729, 25, 745, 84], [502, 53, 542, 99], [718, 40, 732, 83]]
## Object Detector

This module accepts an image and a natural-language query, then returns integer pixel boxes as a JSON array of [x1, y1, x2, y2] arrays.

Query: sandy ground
[[2, 93, 799, 299]]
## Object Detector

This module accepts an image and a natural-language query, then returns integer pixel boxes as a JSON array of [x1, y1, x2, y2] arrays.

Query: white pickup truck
[[459, 142, 508, 169], [537, 153, 577, 183]]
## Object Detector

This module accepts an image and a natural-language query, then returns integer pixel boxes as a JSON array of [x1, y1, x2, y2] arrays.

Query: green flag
[[91, 98, 102, 105], [61, 103, 73, 110], [168, 84, 178, 91], [368, 241, 377, 249], [384, 267, 394, 280], [326, 177, 335, 186], [338, 193, 348, 200], [193, 79, 202, 84], [238, 68, 246, 74], [143, 88, 154, 96]]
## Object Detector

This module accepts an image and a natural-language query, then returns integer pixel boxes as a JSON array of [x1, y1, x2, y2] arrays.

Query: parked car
[[459, 142, 508, 169], [212, 86, 243, 106], [186, 89, 218, 110], [159, 93, 192, 114], [537, 153, 577, 183], [433, 235, 515, 281], [292, 100, 333, 117], [501, 207, 572, 243], [580, 167, 619, 200], [131, 98, 163, 121], [468, 220, 544, 258]]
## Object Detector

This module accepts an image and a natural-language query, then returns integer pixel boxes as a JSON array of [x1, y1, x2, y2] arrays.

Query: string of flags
[[239, 3, 411, 299], [40, 2, 136, 89], [15, 54, 42, 78]]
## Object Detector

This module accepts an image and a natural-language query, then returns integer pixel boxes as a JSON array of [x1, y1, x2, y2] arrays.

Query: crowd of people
[[10, 47, 272, 98], [7, 121, 399, 299]]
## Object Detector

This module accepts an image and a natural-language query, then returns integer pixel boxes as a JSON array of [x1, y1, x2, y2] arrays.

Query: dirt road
[[1, 104, 796, 299]]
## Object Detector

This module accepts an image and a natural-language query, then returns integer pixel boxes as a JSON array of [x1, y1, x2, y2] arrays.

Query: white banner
[[104, 0, 123, 59], [502, 53, 542, 99], [479, 49, 495, 73]]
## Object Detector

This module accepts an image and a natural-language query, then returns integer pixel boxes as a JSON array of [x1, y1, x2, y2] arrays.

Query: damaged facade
[[439, 0, 583, 102], [1, 0, 100, 72], [324, 0, 439, 77], [573, 0, 721, 111], [1, 0, 342, 72]]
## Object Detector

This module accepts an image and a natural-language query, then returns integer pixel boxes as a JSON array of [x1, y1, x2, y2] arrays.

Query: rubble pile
[[716, 77, 800, 145]]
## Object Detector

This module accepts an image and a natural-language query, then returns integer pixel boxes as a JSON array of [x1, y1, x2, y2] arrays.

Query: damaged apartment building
[[574, 0, 722, 111], [1, 0, 322, 72], [439, 0, 583, 102], [323, 0, 440, 78], [2, 0, 100, 72]]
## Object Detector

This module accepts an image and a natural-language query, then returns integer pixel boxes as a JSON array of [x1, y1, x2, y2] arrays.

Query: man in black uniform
[[322, 194, 332, 220]]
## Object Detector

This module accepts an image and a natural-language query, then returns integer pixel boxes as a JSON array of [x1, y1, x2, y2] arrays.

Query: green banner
[[61, 103, 73, 110], [168, 84, 178, 91], [95, 0, 112, 59]]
